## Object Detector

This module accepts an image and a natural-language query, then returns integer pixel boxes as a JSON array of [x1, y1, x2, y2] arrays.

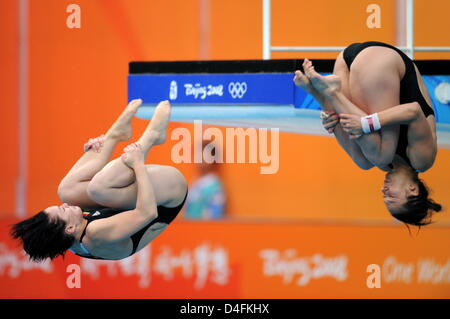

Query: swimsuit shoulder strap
[[79, 217, 93, 244]]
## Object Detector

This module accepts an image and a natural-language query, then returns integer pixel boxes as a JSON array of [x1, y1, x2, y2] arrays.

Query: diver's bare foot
[[105, 99, 142, 141], [138, 100, 171, 147], [294, 59, 320, 94], [294, 69, 315, 93], [303, 58, 341, 97]]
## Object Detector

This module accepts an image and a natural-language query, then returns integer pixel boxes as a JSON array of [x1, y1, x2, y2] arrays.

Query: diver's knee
[[86, 179, 106, 203]]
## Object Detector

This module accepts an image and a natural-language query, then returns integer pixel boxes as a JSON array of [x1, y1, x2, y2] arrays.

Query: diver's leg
[[86, 101, 185, 210], [57, 99, 141, 206]]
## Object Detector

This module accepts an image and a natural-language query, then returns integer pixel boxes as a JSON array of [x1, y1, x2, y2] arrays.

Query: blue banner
[[128, 74, 295, 105], [128, 73, 450, 124], [423, 75, 450, 124]]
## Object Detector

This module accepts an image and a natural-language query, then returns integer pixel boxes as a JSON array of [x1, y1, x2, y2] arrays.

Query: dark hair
[[392, 175, 442, 226], [10, 211, 75, 262]]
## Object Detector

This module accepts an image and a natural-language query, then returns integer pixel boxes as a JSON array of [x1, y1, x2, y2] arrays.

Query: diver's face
[[382, 171, 418, 212], [45, 203, 83, 230]]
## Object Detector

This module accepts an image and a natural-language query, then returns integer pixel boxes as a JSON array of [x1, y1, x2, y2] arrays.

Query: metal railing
[[262, 0, 450, 60]]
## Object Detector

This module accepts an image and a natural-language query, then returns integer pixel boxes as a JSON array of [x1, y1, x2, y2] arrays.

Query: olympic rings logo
[[228, 82, 247, 99]]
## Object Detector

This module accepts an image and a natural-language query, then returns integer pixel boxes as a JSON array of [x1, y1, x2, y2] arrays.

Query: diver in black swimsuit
[[294, 41, 442, 227], [343, 42, 435, 167], [12, 99, 188, 261], [70, 193, 187, 260]]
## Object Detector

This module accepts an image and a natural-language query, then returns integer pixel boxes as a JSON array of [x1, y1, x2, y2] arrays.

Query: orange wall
[[1, 0, 450, 223], [0, 0, 19, 217]]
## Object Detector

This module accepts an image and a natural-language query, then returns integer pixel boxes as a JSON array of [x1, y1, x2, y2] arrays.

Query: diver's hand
[[340, 113, 364, 138], [84, 135, 105, 153], [321, 111, 340, 134], [121, 142, 145, 168]]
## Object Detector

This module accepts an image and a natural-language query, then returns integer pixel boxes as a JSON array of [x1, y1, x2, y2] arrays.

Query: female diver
[[12, 99, 188, 261], [294, 41, 442, 226]]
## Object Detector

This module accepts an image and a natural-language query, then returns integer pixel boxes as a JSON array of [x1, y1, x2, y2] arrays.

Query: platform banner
[[128, 74, 296, 106], [1, 219, 449, 298], [423, 75, 450, 123], [129, 73, 450, 124]]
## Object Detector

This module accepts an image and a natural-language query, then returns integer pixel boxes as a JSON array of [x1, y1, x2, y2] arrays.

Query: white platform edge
[[135, 106, 450, 149]]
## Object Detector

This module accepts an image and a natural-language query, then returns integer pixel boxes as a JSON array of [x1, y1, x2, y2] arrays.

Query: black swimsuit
[[342, 41, 435, 166], [72, 191, 188, 260]]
